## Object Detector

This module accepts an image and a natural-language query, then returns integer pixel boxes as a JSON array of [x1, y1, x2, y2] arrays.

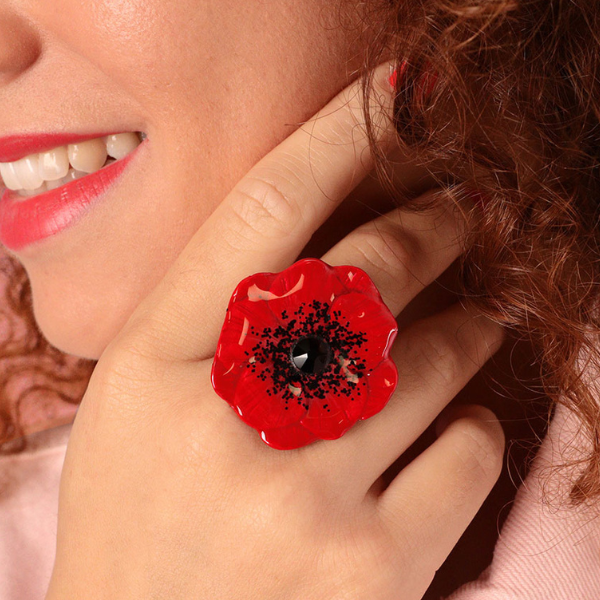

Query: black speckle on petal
[[245, 299, 369, 406]]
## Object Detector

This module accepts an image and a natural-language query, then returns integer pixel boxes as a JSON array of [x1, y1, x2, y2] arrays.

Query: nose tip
[[0, 12, 41, 85]]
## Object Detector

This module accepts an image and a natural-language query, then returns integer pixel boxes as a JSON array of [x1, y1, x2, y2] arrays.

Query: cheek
[[42, 0, 354, 119], [35, 0, 360, 197], [27, 272, 121, 360], [40, 0, 207, 101], [19, 0, 367, 360], [23, 197, 214, 361]]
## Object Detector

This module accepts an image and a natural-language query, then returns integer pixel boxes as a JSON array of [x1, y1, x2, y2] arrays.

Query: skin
[[44, 67, 506, 599], [4, 0, 407, 360], [1, 1, 516, 597]]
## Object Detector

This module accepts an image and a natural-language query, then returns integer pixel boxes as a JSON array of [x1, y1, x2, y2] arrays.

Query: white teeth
[[68, 138, 107, 173], [39, 146, 70, 181], [64, 168, 88, 182], [106, 133, 140, 160], [45, 177, 65, 191], [20, 168, 87, 197], [0, 132, 143, 196], [0, 162, 21, 190], [18, 181, 48, 197], [12, 155, 44, 190]]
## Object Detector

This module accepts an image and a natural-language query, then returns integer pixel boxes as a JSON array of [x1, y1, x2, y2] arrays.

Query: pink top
[[445, 399, 600, 599], [0, 401, 598, 600]]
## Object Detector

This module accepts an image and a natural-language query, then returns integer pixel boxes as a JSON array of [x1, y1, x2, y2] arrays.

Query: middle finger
[[320, 187, 469, 317]]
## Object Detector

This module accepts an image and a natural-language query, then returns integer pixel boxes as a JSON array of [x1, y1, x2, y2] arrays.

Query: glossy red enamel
[[210, 258, 399, 450]]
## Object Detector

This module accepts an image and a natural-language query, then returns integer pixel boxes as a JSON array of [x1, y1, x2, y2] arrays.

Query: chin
[[34, 312, 106, 360], [30, 287, 122, 361]]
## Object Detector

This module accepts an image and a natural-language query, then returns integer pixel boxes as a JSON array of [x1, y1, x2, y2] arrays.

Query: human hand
[[45, 64, 505, 600]]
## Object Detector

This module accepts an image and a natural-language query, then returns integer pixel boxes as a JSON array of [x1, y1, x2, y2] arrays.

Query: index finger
[[115, 62, 398, 362]]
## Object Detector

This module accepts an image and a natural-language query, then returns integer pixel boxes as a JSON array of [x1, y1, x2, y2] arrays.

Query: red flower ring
[[211, 258, 399, 450]]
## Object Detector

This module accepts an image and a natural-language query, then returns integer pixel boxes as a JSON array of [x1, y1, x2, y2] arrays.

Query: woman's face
[[0, 0, 387, 360]]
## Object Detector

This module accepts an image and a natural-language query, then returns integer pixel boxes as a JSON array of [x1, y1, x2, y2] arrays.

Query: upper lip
[[0, 132, 136, 163]]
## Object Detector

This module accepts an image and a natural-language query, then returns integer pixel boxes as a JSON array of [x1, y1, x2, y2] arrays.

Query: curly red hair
[[362, 0, 600, 505], [1, 0, 600, 508]]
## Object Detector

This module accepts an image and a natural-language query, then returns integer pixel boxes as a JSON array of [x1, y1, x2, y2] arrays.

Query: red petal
[[216, 302, 277, 364], [361, 359, 398, 420], [228, 271, 278, 307], [329, 292, 398, 362], [233, 363, 308, 430], [341, 378, 370, 421], [260, 422, 318, 450], [299, 390, 360, 439], [211, 355, 242, 405], [267, 258, 347, 327], [333, 265, 381, 301], [212, 300, 279, 403]]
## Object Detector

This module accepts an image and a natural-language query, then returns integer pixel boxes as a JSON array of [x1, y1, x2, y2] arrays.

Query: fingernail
[[389, 60, 438, 102], [388, 59, 409, 90]]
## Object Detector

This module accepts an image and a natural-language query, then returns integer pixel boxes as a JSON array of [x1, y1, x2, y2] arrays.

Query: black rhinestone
[[290, 335, 331, 375]]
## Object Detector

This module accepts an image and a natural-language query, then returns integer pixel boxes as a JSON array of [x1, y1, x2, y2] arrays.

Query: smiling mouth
[[0, 131, 146, 199]]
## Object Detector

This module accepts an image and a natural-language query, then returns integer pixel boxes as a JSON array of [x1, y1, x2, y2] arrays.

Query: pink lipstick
[[0, 134, 145, 251], [0, 132, 113, 163]]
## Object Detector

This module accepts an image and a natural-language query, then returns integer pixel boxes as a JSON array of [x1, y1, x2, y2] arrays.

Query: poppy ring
[[210, 257, 399, 450]]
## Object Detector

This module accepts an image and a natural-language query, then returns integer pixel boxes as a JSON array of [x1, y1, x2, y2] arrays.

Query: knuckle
[[350, 225, 413, 285], [452, 413, 505, 482], [407, 326, 464, 391], [105, 324, 161, 366], [82, 344, 154, 426], [230, 173, 306, 240]]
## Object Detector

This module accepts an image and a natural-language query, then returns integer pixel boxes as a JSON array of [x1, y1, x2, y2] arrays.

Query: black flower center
[[290, 335, 331, 375], [243, 298, 369, 410]]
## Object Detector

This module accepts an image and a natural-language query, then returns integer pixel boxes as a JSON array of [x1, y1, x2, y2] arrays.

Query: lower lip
[[0, 141, 144, 251]]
